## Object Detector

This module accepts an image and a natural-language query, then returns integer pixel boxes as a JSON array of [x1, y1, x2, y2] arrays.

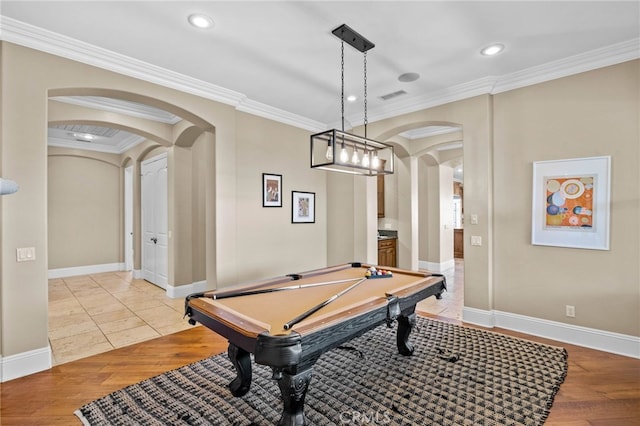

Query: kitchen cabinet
[[454, 229, 464, 258], [377, 238, 396, 267], [377, 175, 385, 218]]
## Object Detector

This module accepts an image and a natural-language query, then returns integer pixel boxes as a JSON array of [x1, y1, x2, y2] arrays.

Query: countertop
[[377, 230, 398, 240]]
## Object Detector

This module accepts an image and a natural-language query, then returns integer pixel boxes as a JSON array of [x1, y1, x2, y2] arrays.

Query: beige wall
[[1, 39, 637, 376], [0, 42, 327, 357], [493, 61, 639, 336], [234, 112, 327, 281], [378, 171, 399, 231], [327, 172, 355, 264], [367, 61, 639, 337], [418, 159, 455, 265], [365, 95, 494, 310], [48, 154, 121, 269]]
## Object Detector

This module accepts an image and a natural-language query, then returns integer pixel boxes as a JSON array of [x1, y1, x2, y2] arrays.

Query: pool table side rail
[[187, 298, 270, 353], [199, 276, 294, 299], [292, 263, 359, 276]]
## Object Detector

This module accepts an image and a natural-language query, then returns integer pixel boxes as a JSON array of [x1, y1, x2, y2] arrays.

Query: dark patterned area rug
[[76, 317, 567, 425]]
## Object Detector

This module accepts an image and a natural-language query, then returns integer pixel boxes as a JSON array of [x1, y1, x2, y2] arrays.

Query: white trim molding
[[0, 16, 326, 133], [166, 280, 209, 299], [419, 259, 455, 273], [1, 16, 638, 133], [48, 263, 124, 279], [1, 346, 52, 382], [462, 307, 640, 359]]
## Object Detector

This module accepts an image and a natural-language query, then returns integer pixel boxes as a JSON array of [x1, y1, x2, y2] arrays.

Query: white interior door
[[124, 166, 134, 271], [141, 154, 168, 289]]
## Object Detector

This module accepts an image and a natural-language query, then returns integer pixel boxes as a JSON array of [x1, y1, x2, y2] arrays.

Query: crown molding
[[1, 16, 638, 132], [349, 39, 639, 126], [236, 98, 325, 132], [491, 38, 640, 94], [0, 16, 324, 131], [361, 76, 498, 125]]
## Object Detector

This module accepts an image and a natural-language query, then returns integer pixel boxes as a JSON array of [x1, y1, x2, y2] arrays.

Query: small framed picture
[[262, 173, 282, 207], [292, 191, 315, 223]]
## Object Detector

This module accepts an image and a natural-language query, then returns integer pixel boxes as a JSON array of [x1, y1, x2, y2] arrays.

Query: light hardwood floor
[[1, 261, 638, 425]]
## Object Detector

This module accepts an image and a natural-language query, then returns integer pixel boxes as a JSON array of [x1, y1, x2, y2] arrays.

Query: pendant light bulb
[[362, 151, 370, 168], [372, 152, 380, 169], [325, 138, 334, 161], [351, 147, 360, 164], [340, 144, 349, 163]]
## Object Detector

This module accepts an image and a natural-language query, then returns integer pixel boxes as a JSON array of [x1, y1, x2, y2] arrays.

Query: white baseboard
[[48, 263, 124, 279], [1, 346, 51, 382], [418, 259, 455, 273], [462, 307, 640, 359], [132, 269, 143, 279], [461, 306, 495, 328], [167, 280, 209, 299]]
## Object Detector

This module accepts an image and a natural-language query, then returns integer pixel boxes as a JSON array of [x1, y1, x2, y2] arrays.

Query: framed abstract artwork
[[262, 173, 282, 207], [291, 191, 315, 223], [531, 156, 611, 250]]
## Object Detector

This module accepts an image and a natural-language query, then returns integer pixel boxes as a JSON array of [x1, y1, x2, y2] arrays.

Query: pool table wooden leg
[[227, 343, 252, 397], [397, 311, 417, 356], [274, 367, 313, 426]]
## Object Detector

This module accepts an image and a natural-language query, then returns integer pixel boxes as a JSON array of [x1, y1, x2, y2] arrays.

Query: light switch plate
[[17, 247, 36, 262], [470, 214, 479, 225], [471, 236, 482, 246]]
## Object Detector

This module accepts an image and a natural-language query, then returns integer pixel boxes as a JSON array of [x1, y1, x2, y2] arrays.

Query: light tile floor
[[48, 260, 464, 365], [48, 271, 193, 365], [416, 259, 464, 320]]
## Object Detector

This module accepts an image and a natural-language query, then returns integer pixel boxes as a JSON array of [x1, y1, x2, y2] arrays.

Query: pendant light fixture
[[310, 24, 394, 176]]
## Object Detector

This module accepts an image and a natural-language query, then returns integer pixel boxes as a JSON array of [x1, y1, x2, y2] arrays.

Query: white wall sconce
[[0, 178, 19, 195]]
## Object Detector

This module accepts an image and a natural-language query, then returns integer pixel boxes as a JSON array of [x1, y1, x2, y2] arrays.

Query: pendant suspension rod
[[341, 41, 345, 133], [364, 51, 368, 139]]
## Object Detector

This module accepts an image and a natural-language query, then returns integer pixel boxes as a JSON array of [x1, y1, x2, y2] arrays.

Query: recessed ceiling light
[[480, 43, 505, 56], [188, 13, 214, 29], [347, 95, 357, 102], [398, 72, 420, 83], [72, 132, 95, 141]]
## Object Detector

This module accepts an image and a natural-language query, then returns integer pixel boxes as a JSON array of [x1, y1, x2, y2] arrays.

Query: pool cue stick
[[204, 277, 362, 300], [283, 277, 368, 330]]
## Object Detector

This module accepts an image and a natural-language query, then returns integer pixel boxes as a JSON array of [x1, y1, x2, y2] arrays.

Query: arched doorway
[[46, 89, 215, 364]]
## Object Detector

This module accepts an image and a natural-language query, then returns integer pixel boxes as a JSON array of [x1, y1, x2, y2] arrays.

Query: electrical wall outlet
[[565, 305, 575, 318]]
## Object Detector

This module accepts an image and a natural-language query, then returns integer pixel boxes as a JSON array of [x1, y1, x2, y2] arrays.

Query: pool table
[[184, 262, 446, 426]]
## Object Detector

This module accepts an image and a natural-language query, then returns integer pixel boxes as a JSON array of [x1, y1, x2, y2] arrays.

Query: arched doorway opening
[[46, 89, 215, 364]]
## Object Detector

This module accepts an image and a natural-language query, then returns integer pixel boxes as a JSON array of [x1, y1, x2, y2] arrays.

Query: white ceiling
[[2, 1, 639, 154]]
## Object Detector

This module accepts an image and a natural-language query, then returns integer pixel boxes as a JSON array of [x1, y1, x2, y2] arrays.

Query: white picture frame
[[531, 156, 611, 250]]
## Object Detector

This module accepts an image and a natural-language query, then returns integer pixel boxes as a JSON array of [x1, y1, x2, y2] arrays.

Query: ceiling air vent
[[379, 90, 407, 101]]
